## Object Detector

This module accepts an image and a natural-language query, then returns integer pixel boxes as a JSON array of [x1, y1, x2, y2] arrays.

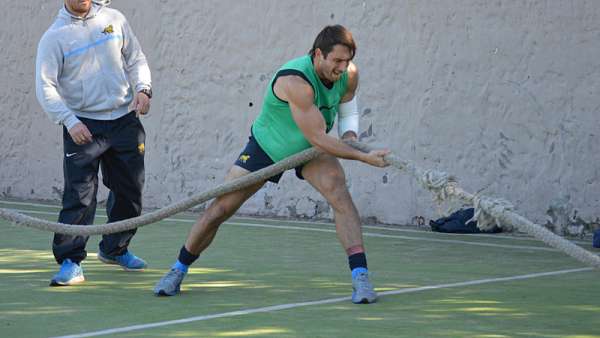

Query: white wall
[[1, 0, 598, 226]]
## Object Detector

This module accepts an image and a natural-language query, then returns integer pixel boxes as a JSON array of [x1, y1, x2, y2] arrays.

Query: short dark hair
[[309, 25, 356, 59]]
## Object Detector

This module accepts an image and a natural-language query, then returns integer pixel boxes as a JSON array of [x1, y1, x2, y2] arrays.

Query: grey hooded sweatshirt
[[36, 3, 151, 130]]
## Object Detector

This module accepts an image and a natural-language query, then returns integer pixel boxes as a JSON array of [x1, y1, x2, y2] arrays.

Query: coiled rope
[[1, 140, 599, 269]]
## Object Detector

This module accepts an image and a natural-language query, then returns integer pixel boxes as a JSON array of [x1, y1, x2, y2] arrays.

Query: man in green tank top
[[155, 25, 390, 304]]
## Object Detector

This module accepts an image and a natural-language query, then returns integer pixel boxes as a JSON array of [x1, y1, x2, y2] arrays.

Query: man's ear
[[314, 48, 323, 60]]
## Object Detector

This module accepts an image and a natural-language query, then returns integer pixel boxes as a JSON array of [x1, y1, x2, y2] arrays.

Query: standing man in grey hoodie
[[36, 0, 152, 286]]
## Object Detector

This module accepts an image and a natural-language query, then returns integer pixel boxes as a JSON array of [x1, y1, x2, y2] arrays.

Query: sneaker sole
[[97, 254, 118, 265], [352, 291, 377, 304], [50, 275, 85, 287], [122, 266, 146, 272], [352, 297, 377, 304], [155, 289, 179, 297]]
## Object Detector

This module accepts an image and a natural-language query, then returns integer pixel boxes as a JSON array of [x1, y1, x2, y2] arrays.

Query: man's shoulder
[[97, 6, 127, 22], [281, 73, 314, 88], [281, 55, 311, 69], [277, 55, 315, 87], [40, 19, 70, 45], [274, 74, 315, 104], [347, 62, 358, 76], [345, 62, 359, 88]]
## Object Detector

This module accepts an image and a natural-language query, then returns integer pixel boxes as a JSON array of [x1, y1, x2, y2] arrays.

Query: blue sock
[[352, 267, 368, 279], [172, 260, 189, 273]]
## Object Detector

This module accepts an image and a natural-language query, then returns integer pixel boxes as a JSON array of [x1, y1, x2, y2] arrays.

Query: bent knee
[[319, 171, 350, 202], [206, 200, 236, 223]]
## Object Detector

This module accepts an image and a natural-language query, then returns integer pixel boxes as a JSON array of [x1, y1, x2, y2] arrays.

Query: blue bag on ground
[[593, 229, 600, 248], [429, 208, 502, 234]]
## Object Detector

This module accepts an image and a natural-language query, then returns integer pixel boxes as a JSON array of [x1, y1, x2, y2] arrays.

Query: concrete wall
[[1, 0, 599, 226]]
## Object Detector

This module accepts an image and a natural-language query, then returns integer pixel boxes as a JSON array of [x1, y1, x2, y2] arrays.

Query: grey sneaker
[[351, 272, 377, 304], [154, 268, 186, 296]]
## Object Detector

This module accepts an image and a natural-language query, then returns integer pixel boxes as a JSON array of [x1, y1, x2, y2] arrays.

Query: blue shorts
[[234, 133, 304, 184]]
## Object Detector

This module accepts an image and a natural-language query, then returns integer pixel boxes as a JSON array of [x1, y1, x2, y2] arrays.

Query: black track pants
[[53, 112, 145, 264]]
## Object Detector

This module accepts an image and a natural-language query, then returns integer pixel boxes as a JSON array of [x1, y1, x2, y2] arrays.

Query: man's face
[[64, 0, 92, 16], [315, 44, 352, 83]]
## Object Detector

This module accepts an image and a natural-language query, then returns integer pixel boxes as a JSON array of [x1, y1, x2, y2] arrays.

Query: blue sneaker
[[352, 272, 377, 304], [593, 229, 600, 248], [50, 259, 85, 286], [98, 250, 147, 271], [154, 268, 186, 296]]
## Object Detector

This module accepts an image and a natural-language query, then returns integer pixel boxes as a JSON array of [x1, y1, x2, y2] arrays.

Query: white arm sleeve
[[337, 96, 359, 136]]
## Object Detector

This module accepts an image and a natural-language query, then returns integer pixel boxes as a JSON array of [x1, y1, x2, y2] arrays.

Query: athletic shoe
[[50, 259, 85, 286], [98, 250, 147, 271], [352, 272, 377, 304], [154, 268, 186, 296]]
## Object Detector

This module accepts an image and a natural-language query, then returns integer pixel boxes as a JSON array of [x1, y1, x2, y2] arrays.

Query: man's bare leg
[[154, 165, 265, 296], [185, 166, 265, 254], [302, 154, 363, 251], [302, 153, 377, 304]]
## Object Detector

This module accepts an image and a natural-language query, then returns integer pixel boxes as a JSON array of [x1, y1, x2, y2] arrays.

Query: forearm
[[309, 133, 366, 161], [126, 58, 151, 92], [36, 86, 80, 129]]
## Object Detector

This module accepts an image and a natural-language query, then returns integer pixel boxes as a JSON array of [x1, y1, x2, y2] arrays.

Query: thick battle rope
[[346, 140, 600, 269], [0, 147, 321, 236], [1, 140, 599, 269]]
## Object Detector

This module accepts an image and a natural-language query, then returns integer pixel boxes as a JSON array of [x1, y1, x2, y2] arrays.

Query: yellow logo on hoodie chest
[[102, 24, 114, 34]]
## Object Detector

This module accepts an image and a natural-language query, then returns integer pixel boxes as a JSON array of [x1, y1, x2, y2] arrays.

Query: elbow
[[35, 86, 49, 110], [306, 133, 330, 152]]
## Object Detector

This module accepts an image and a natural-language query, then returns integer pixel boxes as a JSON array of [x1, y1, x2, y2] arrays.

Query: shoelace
[[354, 274, 372, 289], [59, 261, 77, 275], [163, 269, 185, 283]]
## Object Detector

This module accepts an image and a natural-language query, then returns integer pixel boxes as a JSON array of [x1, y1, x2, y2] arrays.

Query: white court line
[[0, 200, 590, 245], [50, 267, 593, 338], [0, 200, 59, 208], [4, 208, 560, 252], [230, 222, 560, 252], [236, 217, 558, 243]]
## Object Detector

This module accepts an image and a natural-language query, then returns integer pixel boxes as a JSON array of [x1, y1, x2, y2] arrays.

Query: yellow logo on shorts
[[102, 24, 114, 34], [239, 154, 250, 163], [138, 143, 145, 155]]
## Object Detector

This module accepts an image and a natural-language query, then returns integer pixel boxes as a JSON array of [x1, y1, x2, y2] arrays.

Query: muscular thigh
[[215, 165, 265, 207], [225, 164, 252, 181], [301, 153, 347, 194]]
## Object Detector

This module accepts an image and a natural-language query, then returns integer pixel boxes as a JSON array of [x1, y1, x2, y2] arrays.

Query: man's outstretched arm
[[274, 75, 389, 167]]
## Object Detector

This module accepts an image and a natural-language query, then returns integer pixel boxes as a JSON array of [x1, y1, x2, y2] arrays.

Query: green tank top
[[252, 55, 349, 162]]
